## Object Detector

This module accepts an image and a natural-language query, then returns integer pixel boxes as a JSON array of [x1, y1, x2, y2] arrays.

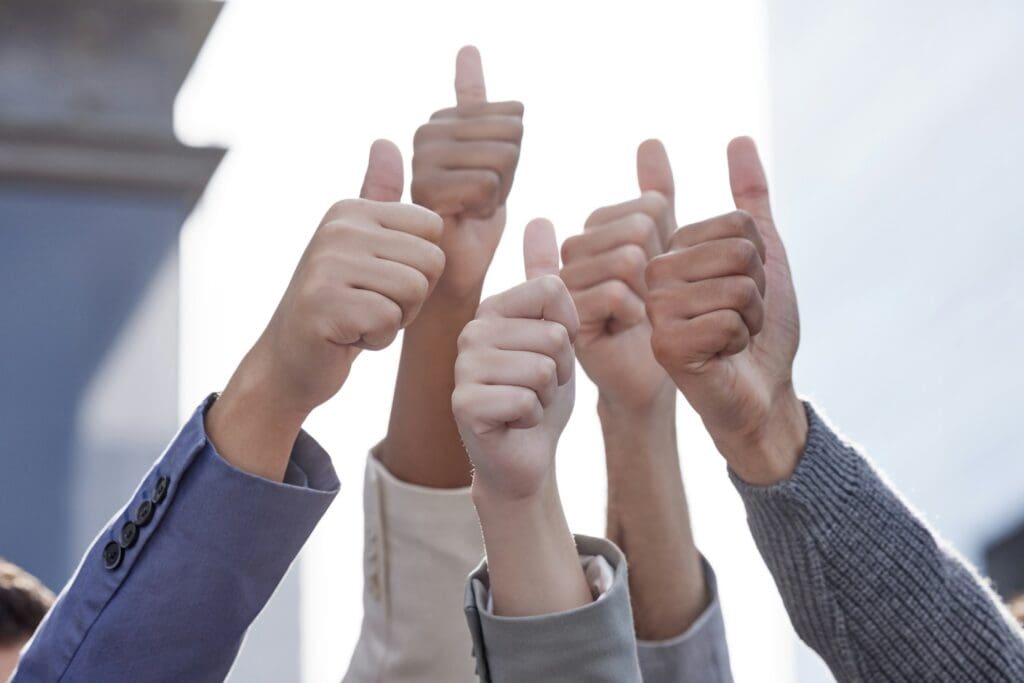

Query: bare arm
[[454, 219, 590, 615], [600, 389, 707, 639], [378, 46, 523, 487], [562, 140, 707, 638]]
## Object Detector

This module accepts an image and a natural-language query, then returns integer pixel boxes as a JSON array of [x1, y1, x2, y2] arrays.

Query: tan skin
[[561, 139, 707, 639], [646, 136, 807, 487], [453, 219, 592, 616], [205, 140, 445, 483], [378, 46, 524, 488]]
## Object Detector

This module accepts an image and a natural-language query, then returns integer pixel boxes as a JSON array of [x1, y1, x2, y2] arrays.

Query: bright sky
[[176, 1, 796, 680]]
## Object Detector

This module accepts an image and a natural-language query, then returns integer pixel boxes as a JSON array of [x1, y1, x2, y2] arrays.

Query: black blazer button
[[134, 499, 154, 527], [153, 476, 170, 504], [120, 521, 139, 549], [102, 541, 123, 570]]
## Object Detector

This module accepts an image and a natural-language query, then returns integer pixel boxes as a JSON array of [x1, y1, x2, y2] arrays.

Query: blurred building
[[0, 0, 223, 648]]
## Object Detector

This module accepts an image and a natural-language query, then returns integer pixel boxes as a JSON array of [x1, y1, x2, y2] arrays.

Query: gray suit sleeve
[[636, 557, 733, 683], [732, 402, 1024, 682], [464, 535, 642, 683]]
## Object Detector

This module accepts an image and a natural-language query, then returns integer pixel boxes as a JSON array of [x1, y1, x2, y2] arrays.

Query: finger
[[478, 276, 580, 342], [651, 310, 751, 372], [431, 101, 524, 120], [637, 138, 676, 241], [455, 45, 487, 107], [459, 318, 574, 384], [372, 203, 445, 243], [369, 229, 446, 287], [562, 213, 661, 264], [341, 288, 403, 350], [667, 210, 766, 261], [560, 244, 648, 297], [727, 136, 777, 240], [572, 280, 646, 330], [524, 218, 560, 280], [645, 238, 766, 296], [414, 116, 524, 145], [456, 348, 559, 407], [410, 168, 500, 217], [359, 139, 404, 202], [346, 258, 431, 328], [413, 140, 519, 200], [453, 384, 544, 431], [585, 193, 670, 232], [646, 275, 764, 336]]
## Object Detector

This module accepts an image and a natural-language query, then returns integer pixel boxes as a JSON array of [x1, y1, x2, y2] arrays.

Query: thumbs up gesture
[[646, 137, 806, 485], [453, 219, 578, 501], [411, 46, 525, 299], [220, 140, 445, 416], [561, 140, 677, 411]]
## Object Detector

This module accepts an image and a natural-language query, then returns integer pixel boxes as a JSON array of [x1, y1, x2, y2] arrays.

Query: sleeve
[[464, 535, 642, 683], [731, 401, 1024, 682], [13, 394, 339, 683], [343, 450, 484, 683], [636, 557, 733, 683]]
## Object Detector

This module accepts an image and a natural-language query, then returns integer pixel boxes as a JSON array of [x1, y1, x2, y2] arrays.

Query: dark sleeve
[[13, 394, 339, 683], [732, 402, 1024, 682], [464, 535, 642, 683]]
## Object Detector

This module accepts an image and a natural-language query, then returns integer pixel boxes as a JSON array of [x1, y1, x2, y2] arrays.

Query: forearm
[[205, 344, 311, 483], [379, 288, 480, 487], [600, 388, 707, 640], [473, 475, 592, 617], [734, 402, 1024, 681]]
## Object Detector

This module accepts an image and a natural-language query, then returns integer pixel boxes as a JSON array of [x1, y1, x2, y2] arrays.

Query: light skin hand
[[205, 140, 445, 482], [567, 140, 707, 639], [646, 136, 807, 486], [379, 45, 525, 487], [453, 219, 592, 617]]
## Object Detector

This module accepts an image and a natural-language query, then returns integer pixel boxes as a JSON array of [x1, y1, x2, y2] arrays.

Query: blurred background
[[2, 1, 1022, 681]]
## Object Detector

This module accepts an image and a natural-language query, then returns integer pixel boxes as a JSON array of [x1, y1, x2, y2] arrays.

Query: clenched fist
[[645, 137, 806, 485], [411, 46, 524, 298], [206, 140, 444, 481], [453, 219, 578, 500], [561, 139, 676, 409]]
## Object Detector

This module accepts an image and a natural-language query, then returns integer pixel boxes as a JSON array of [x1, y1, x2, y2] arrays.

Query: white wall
[[765, 1, 1024, 680]]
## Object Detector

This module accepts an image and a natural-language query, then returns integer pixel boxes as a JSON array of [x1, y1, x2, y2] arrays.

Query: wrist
[[717, 384, 807, 486], [205, 346, 311, 482], [597, 380, 676, 424]]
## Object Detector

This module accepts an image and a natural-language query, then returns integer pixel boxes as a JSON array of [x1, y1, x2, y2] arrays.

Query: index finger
[[478, 276, 580, 342], [455, 45, 487, 107], [372, 202, 445, 243]]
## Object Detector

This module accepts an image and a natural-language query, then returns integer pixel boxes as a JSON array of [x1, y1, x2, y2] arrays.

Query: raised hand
[[453, 219, 578, 501], [411, 45, 524, 299], [206, 140, 445, 481], [561, 139, 676, 410], [454, 219, 591, 617], [646, 137, 806, 485]]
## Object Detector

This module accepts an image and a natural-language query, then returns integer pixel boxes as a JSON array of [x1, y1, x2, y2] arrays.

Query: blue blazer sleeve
[[13, 394, 339, 682]]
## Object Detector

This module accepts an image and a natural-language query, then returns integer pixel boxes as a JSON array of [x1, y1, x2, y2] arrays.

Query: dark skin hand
[[646, 136, 807, 487], [378, 45, 524, 488]]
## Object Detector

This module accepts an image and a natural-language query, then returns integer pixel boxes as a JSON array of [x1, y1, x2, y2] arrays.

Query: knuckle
[[731, 209, 757, 235], [640, 190, 669, 216], [621, 244, 648, 273], [650, 328, 677, 365], [328, 198, 361, 217], [536, 357, 557, 386], [733, 239, 761, 271]]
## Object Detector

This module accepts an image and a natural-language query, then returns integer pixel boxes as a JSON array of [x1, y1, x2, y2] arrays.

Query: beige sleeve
[[343, 449, 484, 683]]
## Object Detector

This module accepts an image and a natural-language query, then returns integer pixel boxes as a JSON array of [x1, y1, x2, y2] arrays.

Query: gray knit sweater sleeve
[[731, 402, 1024, 682]]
